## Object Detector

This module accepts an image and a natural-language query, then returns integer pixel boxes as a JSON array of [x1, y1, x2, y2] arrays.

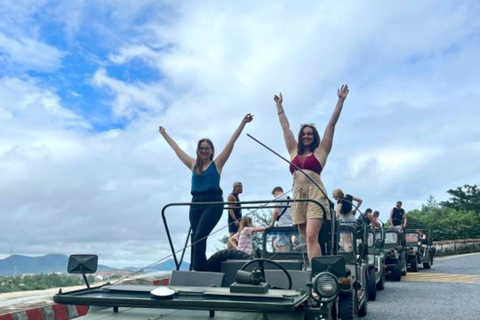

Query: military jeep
[[405, 229, 435, 271], [384, 228, 407, 281], [336, 222, 369, 318], [365, 223, 385, 301]]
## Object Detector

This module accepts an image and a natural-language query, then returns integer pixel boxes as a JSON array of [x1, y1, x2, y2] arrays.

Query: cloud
[[0, 33, 65, 72], [0, 0, 478, 269]]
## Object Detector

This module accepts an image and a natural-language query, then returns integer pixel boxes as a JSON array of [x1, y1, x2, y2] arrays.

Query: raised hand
[[243, 113, 254, 123], [273, 92, 283, 105], [158, 126, 165, 134], [337, 85, 349, 100]]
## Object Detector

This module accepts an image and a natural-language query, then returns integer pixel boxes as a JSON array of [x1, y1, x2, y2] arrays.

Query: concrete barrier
[[0, 305, 88, 320], [0, 274, 171, 320], [433, 239, 480, 256]]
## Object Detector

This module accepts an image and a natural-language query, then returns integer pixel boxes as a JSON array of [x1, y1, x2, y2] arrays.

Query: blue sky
[[0, 0, 479, 268]]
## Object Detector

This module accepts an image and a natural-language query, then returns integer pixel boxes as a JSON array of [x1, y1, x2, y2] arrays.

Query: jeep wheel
[[423, 255, 432, 269], [206, 249, 252, 272], [367, 268, 376, 301], [376, 267, 385, 290], [339, 291, 357, 320], [410, 256, 419, 272], [392, 266, 402, 281], [357, 287, 367, 317], [401, 255, 407, 276]]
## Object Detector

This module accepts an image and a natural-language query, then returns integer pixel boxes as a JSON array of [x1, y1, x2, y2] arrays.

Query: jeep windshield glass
[[264, 228, 303, 254], [405, 233, 418, 243], [338, 230, 355, 253], [367, 232, 374, 247], [384, 232, 398, 244]]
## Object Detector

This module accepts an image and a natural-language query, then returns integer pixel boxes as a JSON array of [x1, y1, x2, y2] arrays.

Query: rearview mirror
[[67, 254, 98, 288], [68, 254, 98, 274]]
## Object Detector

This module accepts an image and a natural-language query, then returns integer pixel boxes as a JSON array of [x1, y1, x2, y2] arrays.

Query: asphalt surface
[[1, 254, 479, 319], [367, 252, 480, 320]]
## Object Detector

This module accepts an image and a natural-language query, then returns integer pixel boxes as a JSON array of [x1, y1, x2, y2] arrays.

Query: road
[[1, 254, 479, 319], [367, 252, 480, 320]]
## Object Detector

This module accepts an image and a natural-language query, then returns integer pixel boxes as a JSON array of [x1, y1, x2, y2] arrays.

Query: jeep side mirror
[[67, 254, 98, 288]]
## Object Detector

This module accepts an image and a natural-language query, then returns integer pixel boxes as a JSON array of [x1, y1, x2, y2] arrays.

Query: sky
[[0, 0, 479, 269]]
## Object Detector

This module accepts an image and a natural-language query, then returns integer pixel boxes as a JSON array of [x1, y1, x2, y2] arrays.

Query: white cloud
[[0, 0, 478, 269], [0, 33, 65, 72]]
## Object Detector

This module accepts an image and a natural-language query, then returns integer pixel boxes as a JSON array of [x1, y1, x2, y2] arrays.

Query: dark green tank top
[[191, 162, 222, 196]]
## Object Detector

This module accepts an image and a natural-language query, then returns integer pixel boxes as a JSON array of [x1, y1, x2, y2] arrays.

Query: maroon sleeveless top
[[289, 153, 323, 175]]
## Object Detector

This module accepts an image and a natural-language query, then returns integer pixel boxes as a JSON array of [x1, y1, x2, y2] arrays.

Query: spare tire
[[206, 249, 252, 272]]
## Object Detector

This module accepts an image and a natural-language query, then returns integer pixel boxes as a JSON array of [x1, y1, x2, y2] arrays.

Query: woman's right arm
[[352, 196, 363, 214], [274, 93, 297, 155], [335, 202, 342, 219], [159, 126, 196, 170]]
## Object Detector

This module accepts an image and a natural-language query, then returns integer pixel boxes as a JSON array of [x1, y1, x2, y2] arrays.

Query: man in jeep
[[390, 201, 407, 230]]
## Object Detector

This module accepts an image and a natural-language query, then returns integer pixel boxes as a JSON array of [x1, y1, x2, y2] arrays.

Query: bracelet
[[278, 110, 284, 115]]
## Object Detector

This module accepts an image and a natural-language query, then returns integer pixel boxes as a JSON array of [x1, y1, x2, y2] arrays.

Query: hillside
[[0, 254, 114, 276], [0, 254, 189, 276]]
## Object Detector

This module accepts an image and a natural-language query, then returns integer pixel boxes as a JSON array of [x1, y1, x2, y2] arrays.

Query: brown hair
[[297, 125, 320, 155], [238, 216, 253, 235], [195, 138, 214, 175], [271, 186, 284, 195]]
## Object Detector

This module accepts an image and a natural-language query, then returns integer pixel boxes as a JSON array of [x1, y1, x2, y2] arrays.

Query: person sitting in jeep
[[371, 210, 380, 228], [417, 230, 428, 255]]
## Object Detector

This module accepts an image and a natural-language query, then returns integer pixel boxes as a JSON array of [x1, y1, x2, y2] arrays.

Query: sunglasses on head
[[300, 123, 316, 128]]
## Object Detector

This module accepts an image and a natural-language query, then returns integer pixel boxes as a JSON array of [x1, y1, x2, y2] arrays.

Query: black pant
[[189, 194, 223, 271]]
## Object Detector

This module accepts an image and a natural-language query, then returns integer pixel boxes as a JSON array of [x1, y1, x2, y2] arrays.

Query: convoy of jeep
[[384, 229, 407, 281], [53, 199, 435, 320], [405, 229, 435, 272]]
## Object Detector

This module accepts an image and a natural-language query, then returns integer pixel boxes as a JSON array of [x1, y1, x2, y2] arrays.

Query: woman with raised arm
[[159, 114, 253, 271], [273, 85, 349, 262]]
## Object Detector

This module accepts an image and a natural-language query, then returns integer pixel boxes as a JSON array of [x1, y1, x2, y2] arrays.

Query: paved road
[[367, 252, 480, 320], [1, 254, 479, 319]]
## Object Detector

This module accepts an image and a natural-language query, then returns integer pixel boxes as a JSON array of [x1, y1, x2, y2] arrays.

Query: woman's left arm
[[317, 85, 349, 165], [215, 114, 253, 172]]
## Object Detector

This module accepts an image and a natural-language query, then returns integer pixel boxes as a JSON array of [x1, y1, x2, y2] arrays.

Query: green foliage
[[408, 185, 480, 241], [0, 273, 95, 293], [440, 184, 480, 222]]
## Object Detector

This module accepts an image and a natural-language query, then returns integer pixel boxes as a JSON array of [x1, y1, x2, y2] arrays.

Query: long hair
[[297, 124, 320, 155], [238, 216, 253, 236], [195, 138, 214, 175]]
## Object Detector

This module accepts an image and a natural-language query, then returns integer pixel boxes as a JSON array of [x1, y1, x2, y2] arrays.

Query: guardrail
[[433, 239, 480, 256]]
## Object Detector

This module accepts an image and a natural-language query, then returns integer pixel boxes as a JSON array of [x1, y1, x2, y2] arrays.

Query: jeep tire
[[410, 256, 419, 272], [339, 291, 357, 320], [392, 265, 402, 281], [206, 249, 252, 272], [367, 267, 376, 301]]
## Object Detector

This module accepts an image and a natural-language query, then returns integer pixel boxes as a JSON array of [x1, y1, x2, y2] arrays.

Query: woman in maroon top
[[273, 85, 349, 262]]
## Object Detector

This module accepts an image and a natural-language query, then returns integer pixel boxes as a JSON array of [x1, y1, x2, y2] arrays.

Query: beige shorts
[[291, 183, 331, 225]]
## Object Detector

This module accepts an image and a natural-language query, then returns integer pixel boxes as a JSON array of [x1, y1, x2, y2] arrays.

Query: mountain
[[0, 254, 189, 276], [0, 254, 114, 276]]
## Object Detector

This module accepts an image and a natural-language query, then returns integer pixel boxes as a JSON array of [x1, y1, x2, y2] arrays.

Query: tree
[[440, 184, 480, 222]]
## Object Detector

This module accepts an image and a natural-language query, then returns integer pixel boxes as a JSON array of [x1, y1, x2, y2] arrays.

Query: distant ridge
[[0, 254, 114, 276], [0, 254, 189, 276]]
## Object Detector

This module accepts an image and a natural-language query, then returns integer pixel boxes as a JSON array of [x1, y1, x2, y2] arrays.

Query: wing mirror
[[67, 254, 98, 288]]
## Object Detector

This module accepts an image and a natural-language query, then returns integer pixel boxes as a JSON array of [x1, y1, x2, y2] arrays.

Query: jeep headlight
[[312, 272, 339, 302]]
